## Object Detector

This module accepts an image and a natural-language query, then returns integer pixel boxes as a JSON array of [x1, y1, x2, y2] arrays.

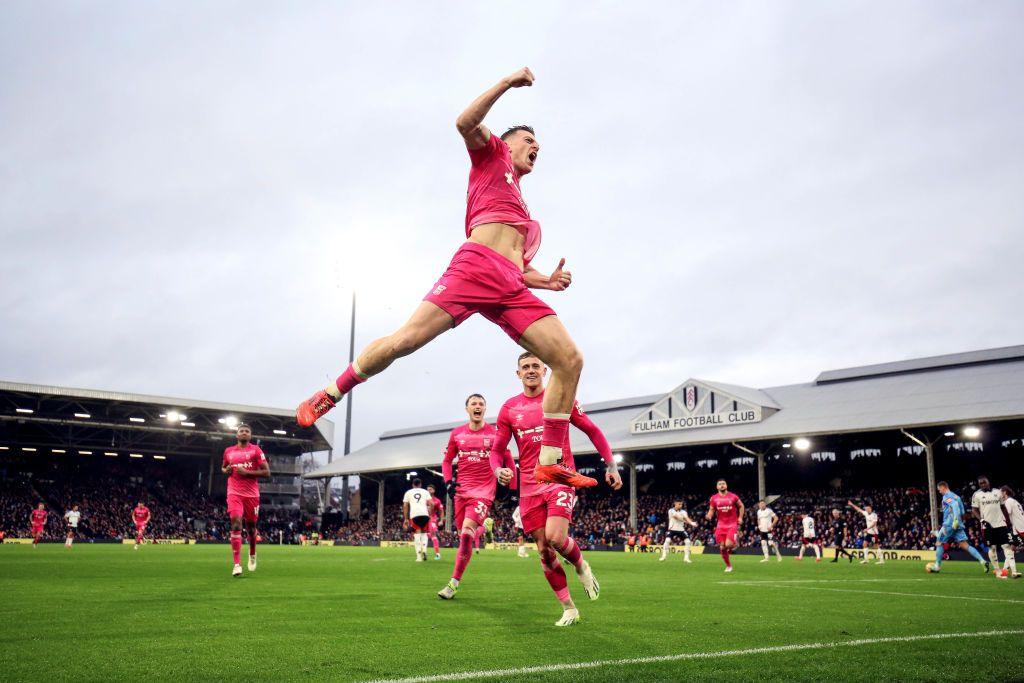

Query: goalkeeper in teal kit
[[931, 481, 989, 572]]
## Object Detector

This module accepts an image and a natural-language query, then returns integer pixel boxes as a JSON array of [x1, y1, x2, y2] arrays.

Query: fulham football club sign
[[630, 379, 776, 434]]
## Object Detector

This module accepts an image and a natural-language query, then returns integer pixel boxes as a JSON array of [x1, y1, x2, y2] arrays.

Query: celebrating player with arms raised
[[485, 352, 621, 626], [132, 502, 150, 550], [438, 395, 515, 597], [29, 503, 47, 547], [296, 67, 594, 489], [221, 423, 270, 577], [848, 500, 885, 564], [706, 480, 744, 573]]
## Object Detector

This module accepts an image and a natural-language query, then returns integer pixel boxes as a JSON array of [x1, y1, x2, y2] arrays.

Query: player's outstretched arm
[[524, 259, 572, 291], [570, 401, 621, 489], [456, 67, 534, 150], [847, 500, 864, 515], [441, 436, 457, 484]]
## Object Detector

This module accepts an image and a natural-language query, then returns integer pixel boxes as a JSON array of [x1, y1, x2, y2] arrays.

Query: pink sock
[[553, 537, 584, 570], [541, 548, 570, 601], [335, 364, 367, 397], [540, 415, 570, 452], [452, 532, 475, 580], [432, 535, 440, 553], [249, 533, 257, 558], [721, 547, 731, 568], [230, 531, 242, 564]]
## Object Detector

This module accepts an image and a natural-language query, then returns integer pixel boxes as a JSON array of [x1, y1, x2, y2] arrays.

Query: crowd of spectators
[[0, 460, 304, 543], [0, 459, 999, 553], [324, 484, 989, 552]]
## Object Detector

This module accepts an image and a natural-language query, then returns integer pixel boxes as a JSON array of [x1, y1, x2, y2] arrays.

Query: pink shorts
[[715, 526, 738, 545], [424, 242, 555, 342], [454, 496, 492, 529], [428, 520, 439, 535], [135, 523, 147, 532], [227, 494, 260, 523], [520, 486, 576, 534], [31, 525, 43, 536]]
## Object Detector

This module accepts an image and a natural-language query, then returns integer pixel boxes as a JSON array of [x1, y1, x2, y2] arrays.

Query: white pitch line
[[365, 629, 1024, 683], [737, 584, 1024, 604], [718, 578, 929, 585]]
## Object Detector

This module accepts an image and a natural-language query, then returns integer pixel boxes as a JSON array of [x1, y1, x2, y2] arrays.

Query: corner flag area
[[2, 544, 1020, 681]]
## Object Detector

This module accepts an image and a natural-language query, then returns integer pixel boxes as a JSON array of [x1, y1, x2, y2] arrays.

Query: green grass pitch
[[1, 544, 1021, 681]]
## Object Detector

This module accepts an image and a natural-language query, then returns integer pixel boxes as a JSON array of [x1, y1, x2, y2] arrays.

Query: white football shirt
[[862, 511, 879, 535], [972, 489, 1007, 528], [403, 488, 431, 518], [65, 510, 81, 528], [1003, 496, 1024, 533], [667, 509, 689, 531], [802, 516, 815, 537], [756, 508, 775, 532]]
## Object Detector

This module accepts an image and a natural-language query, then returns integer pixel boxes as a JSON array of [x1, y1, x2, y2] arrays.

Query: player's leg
[[813, 540, 821, 560], [874, 538, 885, 564], [546, 514, 598, 600], [861, 537, 870, 563], [533, 529, 579, 625], [760, 535, 769, 561], [298, 302, 454, 426], [1001, 543, 1016, 576], [516, 316, 594, 487], [517, 532, 528, 557], [660, 534, 671, 561], [797, 541, 805, 560], [683, 536, 693, 562], [227, 494, 244, 576], [440, 499, 483, 597]]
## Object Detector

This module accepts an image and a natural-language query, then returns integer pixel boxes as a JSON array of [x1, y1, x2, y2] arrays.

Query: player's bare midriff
[[467, 223, 526, 271]]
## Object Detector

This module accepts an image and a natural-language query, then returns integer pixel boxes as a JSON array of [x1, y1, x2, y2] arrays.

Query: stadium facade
[[0, 381, 333, 510], [306, 345, 1024, 532]]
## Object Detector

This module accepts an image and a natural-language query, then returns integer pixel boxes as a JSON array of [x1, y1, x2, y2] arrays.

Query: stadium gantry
[[0, 381, 333, 511], [305, 345, 1024, 535]]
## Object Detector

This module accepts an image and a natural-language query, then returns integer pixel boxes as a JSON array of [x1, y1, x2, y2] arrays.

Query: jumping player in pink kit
[[132, 502, 150, 550], [30, 503, 47, 547], [296, 67, 595, 490], [221, 423, 270, 577], [438, 394, 515, 598], [486, 351, 622, 626], [706, 479, 745, 573], [426, 484, 444, 560]]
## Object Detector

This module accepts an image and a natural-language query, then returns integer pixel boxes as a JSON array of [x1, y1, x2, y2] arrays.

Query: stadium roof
[[305, 345, 1024, 478], [0, 380, 333, 458]]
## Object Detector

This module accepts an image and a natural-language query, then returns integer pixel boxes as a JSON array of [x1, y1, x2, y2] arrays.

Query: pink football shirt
[[31, 509, 47, 525], [464, 134, 541, 265], [710, 492, 742, 528], [133, 506, 150, 523], [222, 444, 266, 498], [443, 423, 506, 501], [429, 496, 443, 523]]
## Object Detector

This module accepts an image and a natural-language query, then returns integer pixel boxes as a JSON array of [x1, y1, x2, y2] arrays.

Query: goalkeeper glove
[[445, 480, 457, 499], [952, 519, 960, 530]]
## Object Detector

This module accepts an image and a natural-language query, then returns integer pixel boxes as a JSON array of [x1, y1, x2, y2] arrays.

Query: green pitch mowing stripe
[[368, 629, 1024, 682], [0, 545, 1021, 682]]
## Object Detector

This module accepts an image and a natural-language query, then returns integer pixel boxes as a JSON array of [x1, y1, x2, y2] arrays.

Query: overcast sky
[[2, 2, 1022, 454]]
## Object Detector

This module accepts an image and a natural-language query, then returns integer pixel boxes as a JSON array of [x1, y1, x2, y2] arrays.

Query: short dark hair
[[518, 351, 539, 364], [465, 393, 485, 406], [501, 125, 535, 141], [1001, 485, 1015, 498], [237, 423, 251, 431], [412, 478, 422, 488], [937, 481, 948, 489]]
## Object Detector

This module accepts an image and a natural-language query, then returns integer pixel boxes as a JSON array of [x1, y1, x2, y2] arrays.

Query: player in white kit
[[660, 501, 698, 563], [512, 505, 529, 558], [999, 486, 1023, 578], [755, 500, 782, 562], [796, 513, 822, 561], [969, 476, 1011, 576], [402, 478, 435, 562], [64, 505, 81, 548], [849, 500, 884, 564]]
